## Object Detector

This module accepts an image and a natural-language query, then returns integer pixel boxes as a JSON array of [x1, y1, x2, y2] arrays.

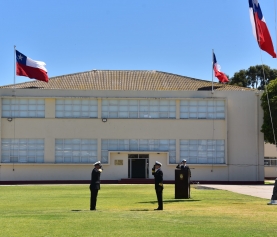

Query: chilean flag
[[213, 53, 229, 83], [249, 0, 276, 58], [16, 50, 48, 82]]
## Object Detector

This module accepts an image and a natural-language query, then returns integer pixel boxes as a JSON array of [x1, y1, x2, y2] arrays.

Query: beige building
[[264, 143, 277, 178], [0, 70, 264, 184]]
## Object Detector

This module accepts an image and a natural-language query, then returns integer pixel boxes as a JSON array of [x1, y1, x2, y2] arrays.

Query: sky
[[1, 0, 277, 86]]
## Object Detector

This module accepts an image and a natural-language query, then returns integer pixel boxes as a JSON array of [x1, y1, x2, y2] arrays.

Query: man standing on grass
[[152, 161, 163, 210], [90, 161, 103, 211]]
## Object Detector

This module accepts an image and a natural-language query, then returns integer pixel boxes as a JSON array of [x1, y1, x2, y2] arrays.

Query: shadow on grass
[[138, 199, 200, 204], [130, 209, 150, 211], [71, 210, 90, 212], [195, 186, 217, 190]]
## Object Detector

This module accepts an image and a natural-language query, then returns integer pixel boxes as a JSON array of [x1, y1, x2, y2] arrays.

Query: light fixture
[[102, 118, 107, 122], [7, 118, 13, 122]]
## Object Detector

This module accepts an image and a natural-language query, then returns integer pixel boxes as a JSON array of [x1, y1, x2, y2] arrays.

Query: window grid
[[101, 139, 176, 164], [180, 100, 225, 119], [1, 139, 44, 163], [102, 99, 176, 119], [55, 139, 98, 163], [264, 157, 277, 166], [55, 99, 98, 118], [180, 139, 225, 164], [2, 98, 45, 118]]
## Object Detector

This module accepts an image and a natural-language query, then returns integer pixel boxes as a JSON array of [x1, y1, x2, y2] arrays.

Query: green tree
[[229, 65, 277, 89], [247, 65, 277, 89], [261, 79, 277, 144], [229, 69, 248, 87]]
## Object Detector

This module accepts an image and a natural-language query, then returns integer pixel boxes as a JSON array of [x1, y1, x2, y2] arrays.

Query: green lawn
[[265, 179, 276, 185], [0, 184, 276, 237]]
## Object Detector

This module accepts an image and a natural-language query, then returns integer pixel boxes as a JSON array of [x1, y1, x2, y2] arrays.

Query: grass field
[[0, 184, 276, 237], [265, 180, 276, 185]]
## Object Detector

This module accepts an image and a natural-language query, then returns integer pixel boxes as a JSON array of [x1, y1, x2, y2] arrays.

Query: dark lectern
[[175, 169, 190, 199]]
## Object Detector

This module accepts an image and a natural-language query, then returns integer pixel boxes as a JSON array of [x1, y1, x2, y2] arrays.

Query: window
[[55, 139, 97, 163], [180, 99, 225, 119], [102, 99, 176, 119], [101, 139, 176, 164], [180, 139, 225, 164], [2, 98, 45, 118], [264, 157, 277, 166], [56, 99, 98, 118], [1, 139, 44, 163]]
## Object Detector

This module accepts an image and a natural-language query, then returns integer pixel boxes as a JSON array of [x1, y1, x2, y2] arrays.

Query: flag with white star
[[16, 50, 48, 82]]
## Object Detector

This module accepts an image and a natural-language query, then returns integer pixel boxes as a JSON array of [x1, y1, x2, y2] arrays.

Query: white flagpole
[[13, 45, 16, 170], [13, 45, 16, 95], [212, 49, 214, 93]]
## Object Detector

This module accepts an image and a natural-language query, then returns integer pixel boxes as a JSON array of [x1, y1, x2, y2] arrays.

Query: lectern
[[175, 169, 190, 199]]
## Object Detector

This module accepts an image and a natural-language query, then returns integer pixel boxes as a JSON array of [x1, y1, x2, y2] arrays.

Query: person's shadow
[[130, 199, 200, 211], [137, 199, 200, 204]]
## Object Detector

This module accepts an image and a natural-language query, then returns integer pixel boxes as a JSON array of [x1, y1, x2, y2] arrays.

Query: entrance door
[[128, 154, 149, 178], [131, 159, 145, 178]]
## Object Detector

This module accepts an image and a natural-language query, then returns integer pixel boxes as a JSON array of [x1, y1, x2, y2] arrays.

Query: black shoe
[[154, 208, 163, 210], [90, 209, 96, 211]]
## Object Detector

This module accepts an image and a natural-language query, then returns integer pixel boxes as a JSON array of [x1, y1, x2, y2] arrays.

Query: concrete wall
[[265, 143, 277, 157], [0, 89, 264, 183]]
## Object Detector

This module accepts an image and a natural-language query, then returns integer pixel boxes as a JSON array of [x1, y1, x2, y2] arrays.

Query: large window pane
[[2, 98, 45, 118], [101, 99, 176, 119], [56, 99, 98, 118], [180, 139, 225, 164], [1, 139, 44, 163], [180, 99, 225, 120], [55, 139, 97, 163]]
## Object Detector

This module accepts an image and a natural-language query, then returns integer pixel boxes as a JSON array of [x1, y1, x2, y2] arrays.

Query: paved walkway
[[201, 185, 274, 199]]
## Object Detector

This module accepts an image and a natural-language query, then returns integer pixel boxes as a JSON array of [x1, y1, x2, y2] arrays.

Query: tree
[[229, 69, 248, 87], [229, 65, 277, 90], [247, 65, 276, 90], [261, 79, 277, 144]]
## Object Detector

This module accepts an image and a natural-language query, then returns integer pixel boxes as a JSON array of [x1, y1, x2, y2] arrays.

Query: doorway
[[128, 154, 149, 178]]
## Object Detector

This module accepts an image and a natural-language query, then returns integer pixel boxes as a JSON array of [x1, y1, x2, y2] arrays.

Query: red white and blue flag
[[213, 53, 229, 83], [16, 50, 48, 82], [249, 0, 276, 58]]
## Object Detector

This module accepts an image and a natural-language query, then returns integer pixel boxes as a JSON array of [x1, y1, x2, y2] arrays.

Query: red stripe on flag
[[16, 63, 48, 82], [213, 65, 229, 83], [254, 13, 276, 58]]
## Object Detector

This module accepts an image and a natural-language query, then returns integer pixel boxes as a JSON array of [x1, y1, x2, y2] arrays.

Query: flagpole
[[212, 49, 214, 93], [211, 49, 215, 172], [14, 45, 16, 94], [13, 45, 16, 171]]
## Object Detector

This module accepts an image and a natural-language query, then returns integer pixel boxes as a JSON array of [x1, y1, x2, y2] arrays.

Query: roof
[[0, 70, 253, 91]]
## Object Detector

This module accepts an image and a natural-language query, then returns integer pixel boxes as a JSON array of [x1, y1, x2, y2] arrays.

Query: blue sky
[[1, 0, 277, 86]]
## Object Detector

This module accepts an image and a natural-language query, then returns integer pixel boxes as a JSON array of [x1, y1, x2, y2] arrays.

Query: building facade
[[0, 70, 264, 183], [264, 143, 277, 179]]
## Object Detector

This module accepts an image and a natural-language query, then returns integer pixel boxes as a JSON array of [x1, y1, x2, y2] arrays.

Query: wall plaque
[[115, 160, 123, 165]]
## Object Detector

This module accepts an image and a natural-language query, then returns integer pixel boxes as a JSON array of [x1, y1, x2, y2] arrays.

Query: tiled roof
[[0, 70, 253, 91]]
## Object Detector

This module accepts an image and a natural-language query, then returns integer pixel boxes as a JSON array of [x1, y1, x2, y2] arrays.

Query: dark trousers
[[155, 187, 163, 209], [90, 189, 99, 210]]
